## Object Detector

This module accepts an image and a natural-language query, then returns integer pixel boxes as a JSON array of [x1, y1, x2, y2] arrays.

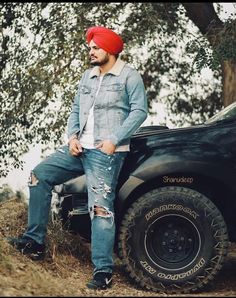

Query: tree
[[0, 3, 235, 176], [183, 3, 236, 107], [0, 183, 15, 202]]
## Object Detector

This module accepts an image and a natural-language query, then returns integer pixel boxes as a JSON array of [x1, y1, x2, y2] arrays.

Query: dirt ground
[[0, 198, 236, 297]]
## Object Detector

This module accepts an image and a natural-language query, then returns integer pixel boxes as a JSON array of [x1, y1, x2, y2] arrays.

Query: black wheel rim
[[145, 214, 201, 270]]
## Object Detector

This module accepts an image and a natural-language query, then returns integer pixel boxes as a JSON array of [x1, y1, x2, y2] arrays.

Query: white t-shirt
[[79, 75, 104, 149]]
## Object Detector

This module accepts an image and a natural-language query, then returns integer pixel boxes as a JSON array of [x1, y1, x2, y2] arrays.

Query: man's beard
[[90, 54, 109, 66]]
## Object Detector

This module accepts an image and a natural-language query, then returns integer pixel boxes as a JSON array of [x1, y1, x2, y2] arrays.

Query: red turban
[[86, 26, 124, 55]]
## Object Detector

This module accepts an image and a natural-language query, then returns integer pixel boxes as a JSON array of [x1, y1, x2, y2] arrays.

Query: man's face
[[88, 40, 109, 66]]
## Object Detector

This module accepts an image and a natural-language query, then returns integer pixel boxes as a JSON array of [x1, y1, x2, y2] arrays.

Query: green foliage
[[15, 190, 26, 202], [186, 18, 236, 71], [0, 2, 233, 175], [214, 18, 236, 60], [0, 184, 25, 203], [186, 38, 222, 71], [0, 184, 15, 202]]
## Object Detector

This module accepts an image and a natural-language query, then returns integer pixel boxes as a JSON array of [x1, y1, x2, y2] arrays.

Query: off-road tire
[[118, 186, 229, 294]]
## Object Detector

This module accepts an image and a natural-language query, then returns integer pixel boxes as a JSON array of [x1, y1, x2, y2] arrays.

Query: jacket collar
[[89, 58, 126, 78]]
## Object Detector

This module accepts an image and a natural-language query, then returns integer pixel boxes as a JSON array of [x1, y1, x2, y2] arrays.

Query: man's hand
[[96, 140, 116, 155], [69, 138, 83, 156]]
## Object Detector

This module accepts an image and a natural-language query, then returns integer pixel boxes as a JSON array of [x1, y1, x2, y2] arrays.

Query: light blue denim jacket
[[67, 59, 148, 148]]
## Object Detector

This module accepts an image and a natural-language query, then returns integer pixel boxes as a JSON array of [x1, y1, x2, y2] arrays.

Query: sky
[[0, 2, 235, 195]]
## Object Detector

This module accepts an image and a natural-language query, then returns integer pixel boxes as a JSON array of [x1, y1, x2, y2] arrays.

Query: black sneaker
[[6, 235, 45, 261], [86, 272, 112, 290]]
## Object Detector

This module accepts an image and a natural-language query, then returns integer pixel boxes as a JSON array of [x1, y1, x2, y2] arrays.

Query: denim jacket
[[67, 59, 148, 148]]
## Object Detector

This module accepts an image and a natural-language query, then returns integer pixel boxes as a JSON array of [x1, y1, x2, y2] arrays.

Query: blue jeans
[[23, 145, 127, 275]]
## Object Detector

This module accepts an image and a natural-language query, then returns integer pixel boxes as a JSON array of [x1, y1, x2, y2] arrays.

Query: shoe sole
[[27, 252, 45, 261], [86, 281, 112, 290]]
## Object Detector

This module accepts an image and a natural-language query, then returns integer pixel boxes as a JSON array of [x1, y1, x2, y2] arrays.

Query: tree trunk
[[182, 3, 236, 107], [222, 60, 236, 107]]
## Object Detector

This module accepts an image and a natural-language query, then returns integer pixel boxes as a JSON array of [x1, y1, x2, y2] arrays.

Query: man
[[7, 26, 148, 290]]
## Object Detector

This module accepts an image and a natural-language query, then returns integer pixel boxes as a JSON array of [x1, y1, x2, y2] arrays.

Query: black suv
[[52, 101, 236, 294]]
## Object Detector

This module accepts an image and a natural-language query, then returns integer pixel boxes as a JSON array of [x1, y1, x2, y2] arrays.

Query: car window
[[205, 102, 236, 124]]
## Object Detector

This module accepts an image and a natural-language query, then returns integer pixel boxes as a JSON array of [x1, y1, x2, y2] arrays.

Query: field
[[0, 198, 236, 297]]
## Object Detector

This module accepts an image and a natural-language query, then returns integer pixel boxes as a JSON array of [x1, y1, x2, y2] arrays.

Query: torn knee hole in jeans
[[89, 205, 114, 222], [94, 205, 112, 217], [28, 171, 39, 186]]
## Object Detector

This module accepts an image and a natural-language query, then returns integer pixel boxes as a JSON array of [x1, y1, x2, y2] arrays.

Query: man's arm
[[67, 88, 81, 140], [67, 72, 88, 139], [67, 92, 83, 156], [67, 75, 86, 156]]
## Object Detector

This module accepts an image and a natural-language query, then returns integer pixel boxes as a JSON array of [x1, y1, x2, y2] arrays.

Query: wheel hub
[[145, 214, 200, 270]]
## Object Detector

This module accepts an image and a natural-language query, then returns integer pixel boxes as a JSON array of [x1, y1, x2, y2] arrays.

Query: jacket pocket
[[106, 83, 124, 92], [105, 83, 125, 104], [80, 85, 91, 94]]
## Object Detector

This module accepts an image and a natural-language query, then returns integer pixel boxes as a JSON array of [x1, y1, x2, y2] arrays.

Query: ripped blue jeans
[[24, 145, 127, 275]]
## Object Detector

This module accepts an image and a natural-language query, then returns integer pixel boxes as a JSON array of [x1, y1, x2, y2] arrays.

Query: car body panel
[[117, 119, 236, 204], [53, 102, 236, 238]]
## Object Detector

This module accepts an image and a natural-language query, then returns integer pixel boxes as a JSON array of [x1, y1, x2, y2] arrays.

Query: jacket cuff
[[68, 133, 78, 144], [109, 135, 119, 146]]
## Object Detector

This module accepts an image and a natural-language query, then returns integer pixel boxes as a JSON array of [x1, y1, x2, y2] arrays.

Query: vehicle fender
[[118, 153, 235, 209]]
